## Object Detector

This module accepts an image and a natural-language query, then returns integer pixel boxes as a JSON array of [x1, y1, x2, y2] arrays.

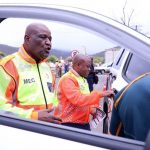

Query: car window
[[0, 5, 149, 149], [112, 48, 127, 70], [0, 17, 125, 146], [0, 18, 117, 57], [124, 53, 150, 81]]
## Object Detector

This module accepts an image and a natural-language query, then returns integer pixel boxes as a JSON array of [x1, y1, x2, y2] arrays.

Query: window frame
[[0, 4, 149, 149], [0, 113, 145, 150]]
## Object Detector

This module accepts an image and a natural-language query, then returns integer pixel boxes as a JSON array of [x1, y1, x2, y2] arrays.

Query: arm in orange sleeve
[[59, 77, 103, 107]]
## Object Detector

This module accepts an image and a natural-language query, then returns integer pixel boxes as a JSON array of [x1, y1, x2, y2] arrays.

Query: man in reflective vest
[[55, 54, 113, 130], [0, 23, 61, 124]]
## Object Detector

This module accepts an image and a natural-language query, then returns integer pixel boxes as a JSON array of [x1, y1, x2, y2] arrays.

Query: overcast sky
[[43, 0, 150, 34], [0, 0, 150, 54], [1, 0, 149, 33]]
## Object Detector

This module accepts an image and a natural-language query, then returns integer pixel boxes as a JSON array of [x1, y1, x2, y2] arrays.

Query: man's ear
[[24, 35, 30, 42], [77, 62, 80, 67]]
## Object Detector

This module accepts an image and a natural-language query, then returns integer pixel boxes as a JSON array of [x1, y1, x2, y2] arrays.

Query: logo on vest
[[24, 78, 35, 84]]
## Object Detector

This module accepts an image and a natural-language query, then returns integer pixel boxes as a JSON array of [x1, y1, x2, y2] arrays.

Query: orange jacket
[[55, 70, 103, 124]]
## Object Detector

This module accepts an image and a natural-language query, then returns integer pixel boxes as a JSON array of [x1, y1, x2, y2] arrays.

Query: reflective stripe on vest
[[12, 53, 56, 107]]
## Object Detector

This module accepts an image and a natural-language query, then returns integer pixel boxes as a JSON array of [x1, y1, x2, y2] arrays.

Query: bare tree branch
[[120, 17, 125, 25], [113, 0, 144, 34], [128, 9, 134, 26], [121, 0, 127, 25]]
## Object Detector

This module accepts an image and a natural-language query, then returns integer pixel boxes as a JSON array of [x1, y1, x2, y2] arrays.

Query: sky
[[0, 18, 117, 54], [1, 0, 149, 33], [0, 0, 150, 54], [48, 0, 150, 34]]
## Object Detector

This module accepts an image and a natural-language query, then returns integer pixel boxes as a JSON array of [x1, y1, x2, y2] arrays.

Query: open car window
[[0, 4, 150, 150], [0, 18, 117, 57]]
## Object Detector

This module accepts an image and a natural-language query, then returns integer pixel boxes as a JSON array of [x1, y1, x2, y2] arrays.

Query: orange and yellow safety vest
[[0, 46, 57, 120], [55, 69, 103, 124]]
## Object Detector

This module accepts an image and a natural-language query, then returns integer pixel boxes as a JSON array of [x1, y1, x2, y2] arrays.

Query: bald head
[[72, 54, 90, 66], [72, 54, 91, 77], [23, 22, 52, 63], [25, 23, 50, 36]]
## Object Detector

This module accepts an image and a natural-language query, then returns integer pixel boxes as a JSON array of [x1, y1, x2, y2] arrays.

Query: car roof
[[0, 3, 150, 61]]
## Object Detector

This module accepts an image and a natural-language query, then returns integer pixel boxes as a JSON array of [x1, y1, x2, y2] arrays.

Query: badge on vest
[[24, 78, 35, 84], [47, 82, 52, 92]]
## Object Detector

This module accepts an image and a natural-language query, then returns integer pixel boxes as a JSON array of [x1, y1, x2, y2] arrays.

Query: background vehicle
[[94, 62, 112, 74], [109, 48, 130, 92], [110, 48, 150, 93], [0, 3, 150, 150]]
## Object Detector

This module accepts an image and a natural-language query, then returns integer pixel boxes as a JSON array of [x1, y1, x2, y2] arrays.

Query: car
[[94, 62, 112, 74], [0, 3, 150, 150], [109, 48, 130, 92], [109, 48, 150, 93]]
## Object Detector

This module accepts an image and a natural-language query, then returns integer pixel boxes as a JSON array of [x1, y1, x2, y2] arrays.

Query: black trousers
[[62, 123, 91, 131]]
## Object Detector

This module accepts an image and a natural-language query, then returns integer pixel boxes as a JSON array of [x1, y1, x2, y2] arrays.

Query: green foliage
[[93, 56, 104, 64], [47, 55, 58, 63], [66, 56, 72, 62]]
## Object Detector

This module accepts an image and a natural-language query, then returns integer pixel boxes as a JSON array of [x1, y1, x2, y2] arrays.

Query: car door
[[0, 3, 150, 150]]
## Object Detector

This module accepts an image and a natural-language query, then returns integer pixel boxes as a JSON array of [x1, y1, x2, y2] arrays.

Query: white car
[[0, 3, 150, 150], [110, 48, 150, 93], [109, 48, 130, 92], [94, 62, 112, 74]]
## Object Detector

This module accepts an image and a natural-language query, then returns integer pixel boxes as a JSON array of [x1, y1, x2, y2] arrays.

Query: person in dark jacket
[[110, 73, 150, 141], [87, 57, 97, 92]]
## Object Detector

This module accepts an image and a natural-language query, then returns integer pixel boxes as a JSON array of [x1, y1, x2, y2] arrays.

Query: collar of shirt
[[70, 69, 86, 82], [18, 45, 48, 64]]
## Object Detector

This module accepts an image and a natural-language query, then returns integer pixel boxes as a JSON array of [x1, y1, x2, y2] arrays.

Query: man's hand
[[38, 109, 62, 124], [90, 107, 97, 116], [102, 90, 114, 97]]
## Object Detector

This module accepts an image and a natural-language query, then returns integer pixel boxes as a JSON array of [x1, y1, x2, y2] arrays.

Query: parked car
[[110, 48, 150, 93], [109, 48, 130, 92], [0, 3, 150, 150], [94, 62, 112, 74]]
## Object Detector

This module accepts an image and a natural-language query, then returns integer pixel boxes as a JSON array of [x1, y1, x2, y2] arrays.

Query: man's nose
[[45, 38, 51, 45]]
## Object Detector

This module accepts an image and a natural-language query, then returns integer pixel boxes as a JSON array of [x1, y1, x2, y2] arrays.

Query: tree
[[66, 56, 72, 62], [93, 56, 104, 64], [118, 0, 142, 32], [120, 0, 134, 27], [47, 55, 58, 63]]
